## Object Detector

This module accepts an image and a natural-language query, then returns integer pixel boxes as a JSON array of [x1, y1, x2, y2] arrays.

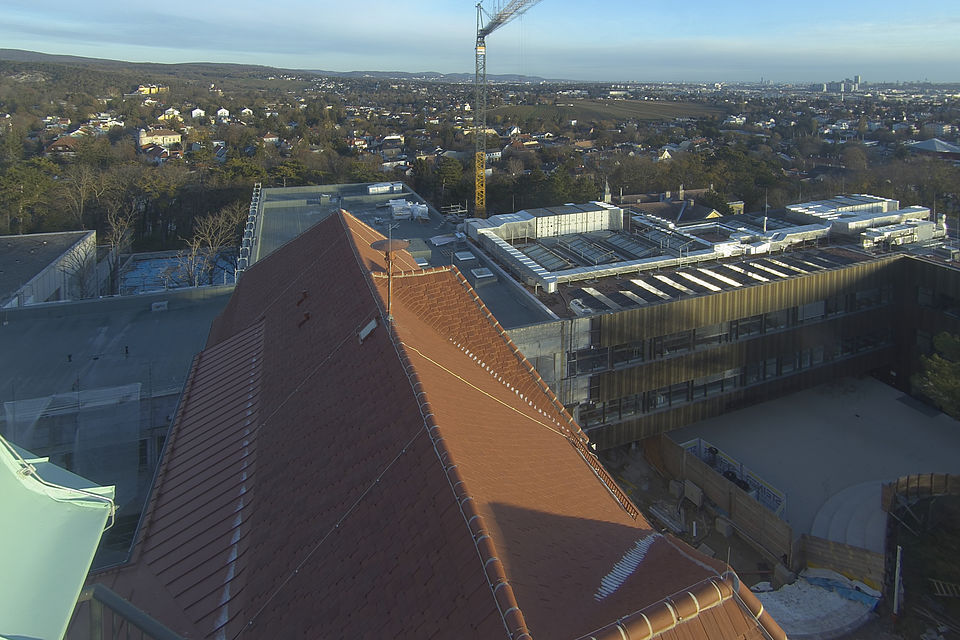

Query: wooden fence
[[800, 535, 885, 591], [655, 435, 794, 566], [881, 473, 960, 511]]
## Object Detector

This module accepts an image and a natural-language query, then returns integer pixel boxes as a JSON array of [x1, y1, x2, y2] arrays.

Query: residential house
[[44, 136, 82, 156], [43, 116, 71, 131], [159, 108, 181, 122], [347, 135, 368, 151], [137, 128, 182, 148], [190, 108, 206, 119], [136, 84, 167, 95], [140, 143, 170, 165]]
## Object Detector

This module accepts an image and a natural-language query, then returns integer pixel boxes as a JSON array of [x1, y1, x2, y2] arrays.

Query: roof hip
[[390, 322, 532, 640]]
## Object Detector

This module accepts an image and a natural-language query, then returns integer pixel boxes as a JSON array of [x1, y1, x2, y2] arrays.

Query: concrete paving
[[0, 285, 234, 568], [810, 482, 887, 552], [669, 376, 960, 544], [0, 286, 233, 402]]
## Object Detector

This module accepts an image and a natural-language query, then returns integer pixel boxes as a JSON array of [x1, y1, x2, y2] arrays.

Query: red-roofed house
[[44, 135, 82, 156], [87, 210, 785, 640]]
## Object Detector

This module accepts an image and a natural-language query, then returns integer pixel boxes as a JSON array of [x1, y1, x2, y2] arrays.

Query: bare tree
[[102, 195, 141, 294], [176, 204, 244, 286], [59, 237, 99, 299], [59, 164, 110, 230]]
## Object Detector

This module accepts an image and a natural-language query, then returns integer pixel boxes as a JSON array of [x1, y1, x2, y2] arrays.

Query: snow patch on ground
[[754, 569, 879, 640]]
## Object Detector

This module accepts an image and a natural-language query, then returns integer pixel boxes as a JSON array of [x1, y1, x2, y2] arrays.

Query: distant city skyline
[[3, 0, 958, 83]]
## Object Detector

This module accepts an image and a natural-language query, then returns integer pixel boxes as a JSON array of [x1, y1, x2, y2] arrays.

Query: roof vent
[[358, 318, 378, 343]]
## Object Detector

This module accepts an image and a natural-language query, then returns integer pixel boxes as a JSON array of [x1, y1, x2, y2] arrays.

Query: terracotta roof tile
[[93, 209, 784, 640]]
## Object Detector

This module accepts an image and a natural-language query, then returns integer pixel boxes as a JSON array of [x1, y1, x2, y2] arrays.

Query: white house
[[216, 108, 230, 120], [159, 108, 181, 122], [191, 108, 206, 119]]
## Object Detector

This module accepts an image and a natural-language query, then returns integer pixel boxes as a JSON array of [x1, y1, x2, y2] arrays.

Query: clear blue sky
[[3, 0, 958, 83]]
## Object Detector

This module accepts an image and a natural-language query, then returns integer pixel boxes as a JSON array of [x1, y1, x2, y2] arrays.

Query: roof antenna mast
[[371, 228, 410, 324]]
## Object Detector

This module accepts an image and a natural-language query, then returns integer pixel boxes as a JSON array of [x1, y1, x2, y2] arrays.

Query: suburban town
[[0, 12, 959, 640]]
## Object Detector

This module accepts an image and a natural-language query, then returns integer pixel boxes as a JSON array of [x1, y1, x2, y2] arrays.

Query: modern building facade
[[495, 198, 959, 450], [509, 250, 960, 449]]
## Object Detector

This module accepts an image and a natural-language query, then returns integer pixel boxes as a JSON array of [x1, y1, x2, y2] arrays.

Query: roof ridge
[[388, 323, 532, 640], [445, 337, 573, 436], [369, 265, 452, 280], [449, 266, 583, 435], [576, 575, 735, 640], [578, 572, 788, 640]]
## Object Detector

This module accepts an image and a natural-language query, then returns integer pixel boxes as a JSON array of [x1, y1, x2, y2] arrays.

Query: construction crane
[[474, 0, 543, 218]]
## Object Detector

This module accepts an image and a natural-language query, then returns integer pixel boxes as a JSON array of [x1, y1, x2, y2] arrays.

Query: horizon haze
[[3, 0, 959, 83]]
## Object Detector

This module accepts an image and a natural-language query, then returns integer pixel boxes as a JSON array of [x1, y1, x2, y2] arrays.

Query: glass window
[[612, 342, 644, 367], [647, 388, 668, 410], [855, 288, 880, 310], [840, 336, 856, 356], [621, 393, 641, 417], [812, 346, 825, 365], [763, 309, 789, 332], [694, 323, 729, 349], [880, 285, 893, 304], [662, 331, 692, 355], [568, 347, 609, 375], [705, 374, 725, 397], [722, 370, 740, 391], [780, 353, 797, 374], [736, 315, 763, 339], [797, 300, 825, 324], [825, 295, 845, 316], [668, 382, 690, 406], [764, 357, 778, 379], [579, 403, 603, 426], [604, 398, 621, 421]]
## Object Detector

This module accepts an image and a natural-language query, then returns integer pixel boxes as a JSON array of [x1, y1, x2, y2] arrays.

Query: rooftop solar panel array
[[557, 250, 862, 313], [521, 244, 571, 271]]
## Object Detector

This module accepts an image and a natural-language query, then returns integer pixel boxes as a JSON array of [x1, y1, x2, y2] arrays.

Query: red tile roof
[[93, 210, 786, 640]]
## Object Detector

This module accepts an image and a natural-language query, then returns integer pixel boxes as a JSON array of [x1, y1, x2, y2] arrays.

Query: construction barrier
[[800, 534, 885, 591], [655, 435, 794, 566]]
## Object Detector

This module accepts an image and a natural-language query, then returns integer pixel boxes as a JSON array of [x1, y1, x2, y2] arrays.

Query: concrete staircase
[[810, 482, 886, 553]]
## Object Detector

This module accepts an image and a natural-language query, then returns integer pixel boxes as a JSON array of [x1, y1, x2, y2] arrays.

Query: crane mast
[[474, 0, 542, 218]]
